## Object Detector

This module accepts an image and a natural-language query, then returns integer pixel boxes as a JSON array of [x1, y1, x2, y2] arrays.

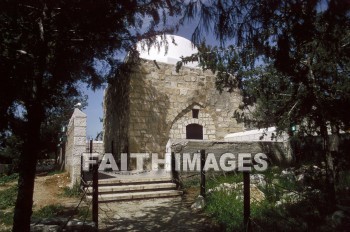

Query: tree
[[0, 93, 87, 174], [0, 133, 22, 171], [180, 0, 350, 208], [0, 1, 181, 231], [41, 94, 88, 159]]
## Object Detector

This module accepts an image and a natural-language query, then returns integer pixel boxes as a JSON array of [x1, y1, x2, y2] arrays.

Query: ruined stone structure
[[103, 35, 244, 166]]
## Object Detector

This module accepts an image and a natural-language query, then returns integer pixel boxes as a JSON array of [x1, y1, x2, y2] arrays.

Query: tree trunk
[[320, 124, 337, 211], [13, 6, 47, 230], [330, 125, 340, 186], [12, 104, 42, 232]]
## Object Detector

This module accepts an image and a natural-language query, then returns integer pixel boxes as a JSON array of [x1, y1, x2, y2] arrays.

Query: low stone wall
[[170, 139, 293, 165], [169, 139, 293, 184]]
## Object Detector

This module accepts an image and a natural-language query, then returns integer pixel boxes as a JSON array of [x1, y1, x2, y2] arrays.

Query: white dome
[[136, 35, 199, 68]]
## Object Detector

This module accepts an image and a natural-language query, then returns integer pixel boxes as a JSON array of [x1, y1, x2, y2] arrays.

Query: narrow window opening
[[192, 109, 199, 119]]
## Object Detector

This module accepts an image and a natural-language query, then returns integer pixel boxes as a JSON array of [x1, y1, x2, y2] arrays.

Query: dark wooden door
[[186, 124, 203, 140]]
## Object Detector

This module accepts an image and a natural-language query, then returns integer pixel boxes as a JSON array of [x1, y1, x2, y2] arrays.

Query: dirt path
[[33, 173, 79, 210], [2, 174, 220, 231], [98, 191, 220, 232]]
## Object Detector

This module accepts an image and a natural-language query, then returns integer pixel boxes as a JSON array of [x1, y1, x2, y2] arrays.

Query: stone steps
[[85, 176, 173, 186], [85, 182, 176, 194], [85, 176, 182, 202], [86, 189, 183, 202]]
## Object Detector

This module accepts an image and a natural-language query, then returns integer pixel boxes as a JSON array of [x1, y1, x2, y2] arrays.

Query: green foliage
[[182, 0, 350, 134], [0, 211, 13, 226], [206, 172, 243, 190], [61, 183, 82, 198], [338, 171, 350, 189], [32, 204, 64, 219], [181, 0, 349, 210], [203, 168, 350, 231], [77, 206, 92, 220], [206, 190, 244, 231], [205, 182, 271, 231], [0, 135, 21, 174], [181, 172, 243, 189], [0, 185, 17, 209], [46, 170, 64, 176], [0, 173, 18, 186], [181, 175, 200, 189], [204, 172, 249, 231], [31, 204, 92, 222]]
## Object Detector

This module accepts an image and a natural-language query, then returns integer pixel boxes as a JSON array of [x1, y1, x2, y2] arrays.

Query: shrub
[[0, 211, 13, 226], [0, 173, 19, 186], [47, 170, 64, 176], [62, 183, 82, 198], [32, 204, 64, 219], [205, 190, 244, 231], [0, 185, 17, 209]]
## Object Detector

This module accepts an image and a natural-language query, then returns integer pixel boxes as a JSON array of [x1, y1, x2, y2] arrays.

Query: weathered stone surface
[[64, 108, 86, 187], [85, 141, 104, 154], [191, 195, 205, 211], [103, 59, 244, 169], [250, 174, 267, 188]]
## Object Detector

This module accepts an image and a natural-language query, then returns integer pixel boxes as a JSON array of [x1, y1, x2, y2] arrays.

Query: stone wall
[[85, 141, 104, 154], [169, 139, 293, 185], [103, 70, 131, 162], [64, 108, 87, 187], [85, 140, 104, 160], [104, 59, 244, 168], [170, 139, 293, 166]]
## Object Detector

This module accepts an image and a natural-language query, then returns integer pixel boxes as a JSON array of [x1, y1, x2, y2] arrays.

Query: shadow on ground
[[98, 197, 221, 232]]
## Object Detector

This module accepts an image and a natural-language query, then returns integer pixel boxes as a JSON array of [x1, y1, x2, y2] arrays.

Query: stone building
[[103, 35, 244, 167]]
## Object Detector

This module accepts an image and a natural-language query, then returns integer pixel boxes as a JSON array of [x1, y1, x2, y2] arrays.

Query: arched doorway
[[186, 123, 203, 140]]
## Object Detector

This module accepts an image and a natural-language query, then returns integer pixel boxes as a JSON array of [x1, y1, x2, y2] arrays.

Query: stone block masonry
[[64, 108, 87, 187], [85, 140, 104, 160], [103, 59, 244, 169], [62, 108, 106, 187]]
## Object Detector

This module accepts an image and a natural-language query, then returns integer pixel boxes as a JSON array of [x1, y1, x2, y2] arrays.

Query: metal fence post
[[171, 152, 180, 189], [243, 168, 251, 231], [91, 140, 98, 229], [80, 154, 85, 185], [200, 149, 206, 197]]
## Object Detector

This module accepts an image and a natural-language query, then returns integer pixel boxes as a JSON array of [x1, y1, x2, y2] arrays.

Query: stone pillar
[[65, 108, 87, 187]]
